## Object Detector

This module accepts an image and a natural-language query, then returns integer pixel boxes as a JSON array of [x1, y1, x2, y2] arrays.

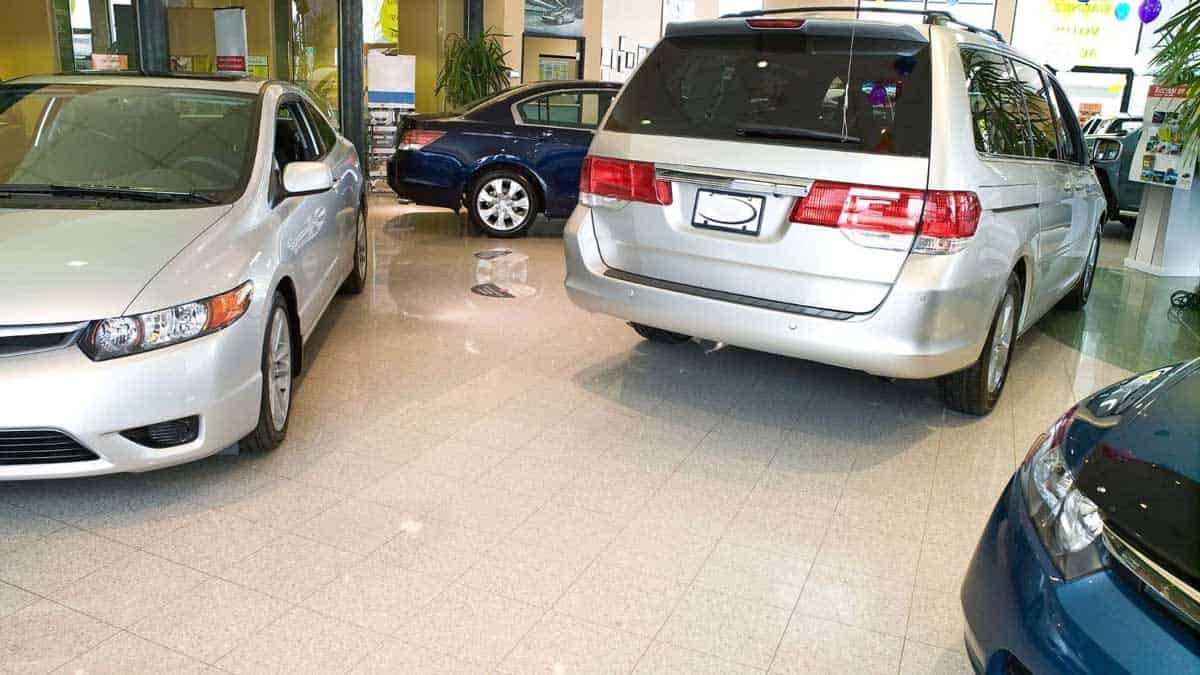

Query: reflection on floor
[[0, 199, 1196, 674]]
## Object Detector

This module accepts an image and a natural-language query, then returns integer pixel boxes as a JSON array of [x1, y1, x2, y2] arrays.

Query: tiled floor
[[1, 199, 1197, 674]]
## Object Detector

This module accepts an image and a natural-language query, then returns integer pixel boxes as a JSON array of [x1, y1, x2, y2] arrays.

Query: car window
[[0, 83, 257, 203], [605, 33, 933, 157], [1011, 61, 1059, 160], [1111, 119, 1142, 135], [275, 101, 319, 168], [1045, 75, 1085, 164], [518, 91, 612, 129], [960, 49, 1032, 157], [303, 100, 338, 154]]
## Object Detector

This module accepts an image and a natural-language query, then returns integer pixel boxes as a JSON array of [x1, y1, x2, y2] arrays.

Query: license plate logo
[[692, 190, 765, 236]]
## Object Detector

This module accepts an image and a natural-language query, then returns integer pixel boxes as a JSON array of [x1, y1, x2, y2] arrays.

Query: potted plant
[[1151, 4, 1199, 148], [436, 29, 512, 110]]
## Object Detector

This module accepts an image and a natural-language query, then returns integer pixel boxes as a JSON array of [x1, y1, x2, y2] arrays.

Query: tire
[[1058, 221, 1101, 310], [939, 273, 1021, 416], [339, 205, 368, 295], [468, 170, 540, 238], [240, 292, 294, 453], [631, 322, 692, 344]]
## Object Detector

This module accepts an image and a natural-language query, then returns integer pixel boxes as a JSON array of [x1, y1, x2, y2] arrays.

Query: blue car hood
[[1068, 360, 1200, 590]]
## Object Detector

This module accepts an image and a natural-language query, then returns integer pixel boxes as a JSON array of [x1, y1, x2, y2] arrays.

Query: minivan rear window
[[605, 33, 932, 158]]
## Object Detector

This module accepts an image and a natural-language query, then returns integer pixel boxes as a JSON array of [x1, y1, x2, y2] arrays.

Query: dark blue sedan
[[387, 80, 620, 237], [962, 359, 1200, 674]]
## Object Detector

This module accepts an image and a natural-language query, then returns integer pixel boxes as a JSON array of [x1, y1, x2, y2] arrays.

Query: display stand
[[1126, 185, 1200, 277], [366, 51, 416, 193]]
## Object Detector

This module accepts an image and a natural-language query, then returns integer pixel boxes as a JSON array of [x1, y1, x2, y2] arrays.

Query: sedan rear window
[[605, 33, 932, 158]]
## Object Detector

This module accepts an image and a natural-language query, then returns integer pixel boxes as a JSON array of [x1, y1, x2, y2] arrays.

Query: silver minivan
[[564, 10, 1105, 415]]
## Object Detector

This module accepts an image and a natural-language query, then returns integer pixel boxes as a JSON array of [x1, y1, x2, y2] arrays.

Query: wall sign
[[1129, 85, 1196, 190], [214, 8, 248, 73]]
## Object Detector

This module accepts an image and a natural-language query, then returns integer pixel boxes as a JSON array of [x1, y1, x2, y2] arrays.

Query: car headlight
[[1021, 407, 1105, 579], [80, 282, 253, 361]]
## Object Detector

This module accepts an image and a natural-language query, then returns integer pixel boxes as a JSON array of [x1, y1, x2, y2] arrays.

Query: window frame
[[273, 95, 323, 168], [300, 97, 340, 158], [959, 46, 1034, 160], [509, 87, 617, 131], [959, 46, 1084, 167]]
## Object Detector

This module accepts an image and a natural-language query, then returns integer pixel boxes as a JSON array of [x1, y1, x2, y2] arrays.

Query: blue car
[[387, 80, 620, 237], [962, 359, 1200, 674]]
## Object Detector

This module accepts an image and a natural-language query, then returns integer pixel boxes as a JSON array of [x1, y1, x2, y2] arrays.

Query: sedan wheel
[[469, 171, 539, 238], [240, 292, 294, 453], [267, 307, 292, 432]]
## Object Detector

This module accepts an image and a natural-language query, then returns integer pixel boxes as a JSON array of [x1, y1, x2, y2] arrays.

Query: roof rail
[[720, 5, 1005, 42]]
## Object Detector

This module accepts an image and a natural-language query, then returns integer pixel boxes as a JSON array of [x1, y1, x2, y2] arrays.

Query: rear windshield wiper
[[735, 123, 861, 144], [0, 184, 220, 204]]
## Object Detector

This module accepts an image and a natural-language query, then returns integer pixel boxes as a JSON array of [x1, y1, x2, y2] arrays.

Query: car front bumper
[[961, 476, 1200, 674], [563, 206, 996, 380], [0, 314, 263, 480]]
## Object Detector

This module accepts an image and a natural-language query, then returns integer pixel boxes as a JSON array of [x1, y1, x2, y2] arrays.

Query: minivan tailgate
[[589, 24, 934, 316], [588, 133, 929, 315]]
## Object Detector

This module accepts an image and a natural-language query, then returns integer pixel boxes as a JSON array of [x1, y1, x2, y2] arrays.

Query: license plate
[[691, 190, 765, 236]]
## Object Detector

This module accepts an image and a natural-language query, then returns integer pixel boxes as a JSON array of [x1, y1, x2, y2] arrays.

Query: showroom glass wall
[[0, 0, 365, 163]]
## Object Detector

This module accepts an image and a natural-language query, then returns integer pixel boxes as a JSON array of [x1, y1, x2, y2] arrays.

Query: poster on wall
[[662, 0, 695, 32], [214, 7, 248, 73], [525, 0, 584, 38], [1011, 0, 1139, 71], [1129, 85, 1196, 190]]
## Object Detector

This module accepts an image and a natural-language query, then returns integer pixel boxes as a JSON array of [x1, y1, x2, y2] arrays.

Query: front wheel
[[240, 292, 294, 453], [339, 206, 368, 295], [939, 273, 1021, 416], [468, 170, 539, 238]]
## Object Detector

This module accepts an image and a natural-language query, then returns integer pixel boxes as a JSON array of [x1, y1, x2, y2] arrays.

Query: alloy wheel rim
[[476, 178, 530, 231], [356, 212, 368, 285], [987, 294, 1016, 394], [267, 307, 292, 431]]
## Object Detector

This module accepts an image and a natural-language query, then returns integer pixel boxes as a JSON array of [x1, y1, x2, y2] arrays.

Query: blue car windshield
[[0, 83, 258, 202]]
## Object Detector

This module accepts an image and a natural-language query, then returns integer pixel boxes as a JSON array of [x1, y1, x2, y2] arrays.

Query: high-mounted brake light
[[746, 18, 806, 29], [399, 129, 446, 150], [580, 156, 673, 208], [789, 181, 981, 254]]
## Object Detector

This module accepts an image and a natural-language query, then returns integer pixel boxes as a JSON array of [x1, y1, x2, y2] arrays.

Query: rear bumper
[[563, 206, 995, 380], [961, 477, 1200, 674], [387, 150, 465, 209]]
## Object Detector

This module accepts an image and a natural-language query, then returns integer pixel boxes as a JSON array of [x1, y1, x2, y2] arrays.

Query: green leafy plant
[[1151, 3, 1200, 147], [435, 29, 511, 110]]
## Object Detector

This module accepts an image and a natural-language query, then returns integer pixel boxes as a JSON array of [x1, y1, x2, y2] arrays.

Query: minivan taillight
[[789, 181, 980, 254], [399, 129, 446, 150], [580, 156, 673, 208]]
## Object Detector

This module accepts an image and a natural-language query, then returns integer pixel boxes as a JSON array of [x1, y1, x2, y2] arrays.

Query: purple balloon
[[1138, 0, 1161, 23], [870, 84, 888, 106]]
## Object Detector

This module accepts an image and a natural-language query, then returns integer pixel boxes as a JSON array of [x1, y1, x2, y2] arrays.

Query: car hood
[[1070, 360, 1200, 590], [0, 205, 232, 325]]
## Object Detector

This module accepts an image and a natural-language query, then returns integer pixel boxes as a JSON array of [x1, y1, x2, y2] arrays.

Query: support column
[[135, 0, 169, 73], [338, 0, 366, 167]]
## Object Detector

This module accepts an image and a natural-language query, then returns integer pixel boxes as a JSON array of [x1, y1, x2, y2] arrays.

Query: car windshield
[[0, 83, 258, 204]]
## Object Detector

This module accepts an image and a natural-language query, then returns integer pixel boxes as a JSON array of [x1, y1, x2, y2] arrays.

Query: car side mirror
[[281, 161, 333, 196]]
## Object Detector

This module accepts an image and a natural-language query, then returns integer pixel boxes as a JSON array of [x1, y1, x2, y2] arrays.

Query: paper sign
[[214, 8, 248, 74], [367, 51, 416, 108], [247, 55, 268, 78], [91, 54, 128, 71], [1129, 84, 1196, 191]]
